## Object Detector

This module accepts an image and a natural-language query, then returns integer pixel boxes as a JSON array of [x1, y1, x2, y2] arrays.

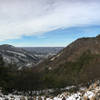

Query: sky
[[0, 0, 100, 47]]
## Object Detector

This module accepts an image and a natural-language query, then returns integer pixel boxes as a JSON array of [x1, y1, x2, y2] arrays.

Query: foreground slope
[[0, 80, 100, 100]]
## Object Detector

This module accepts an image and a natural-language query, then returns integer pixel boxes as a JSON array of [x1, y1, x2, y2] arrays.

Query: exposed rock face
[[0, 44, 40, 68]]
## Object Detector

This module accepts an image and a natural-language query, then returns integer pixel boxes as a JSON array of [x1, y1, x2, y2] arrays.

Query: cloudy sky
[[0, 0, 100, 47]]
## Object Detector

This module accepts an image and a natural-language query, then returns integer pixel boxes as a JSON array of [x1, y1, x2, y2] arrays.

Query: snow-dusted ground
[[0, 80, 100, 100], [0, 91, 96, 100]]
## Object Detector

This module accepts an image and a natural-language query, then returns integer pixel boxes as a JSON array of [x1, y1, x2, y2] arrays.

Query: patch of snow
[[7, 50, 26, 57], [84, 91, 95, 99], [50, 52, 62, 61], [50, 57, 56, 61]]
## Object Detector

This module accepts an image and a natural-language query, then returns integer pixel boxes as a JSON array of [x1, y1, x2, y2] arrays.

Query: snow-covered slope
[[0, 44, 40, 68]]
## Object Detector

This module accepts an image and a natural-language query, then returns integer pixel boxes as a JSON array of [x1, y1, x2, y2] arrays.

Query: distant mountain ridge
[[22, 47, 64, 59]]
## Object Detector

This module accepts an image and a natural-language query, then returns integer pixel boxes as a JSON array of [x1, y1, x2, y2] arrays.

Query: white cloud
[[0, 0, 100, 41]]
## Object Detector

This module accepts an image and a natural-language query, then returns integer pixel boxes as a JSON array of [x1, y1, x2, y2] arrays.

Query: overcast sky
[[0, 0, 100, 46]]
